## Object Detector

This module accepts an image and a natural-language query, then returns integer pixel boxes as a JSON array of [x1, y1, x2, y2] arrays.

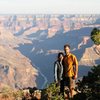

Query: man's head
[[64, 44, 70, 55]]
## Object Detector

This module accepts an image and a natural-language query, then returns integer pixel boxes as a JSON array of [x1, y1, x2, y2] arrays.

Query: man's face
[[64, 46, 70, 54]]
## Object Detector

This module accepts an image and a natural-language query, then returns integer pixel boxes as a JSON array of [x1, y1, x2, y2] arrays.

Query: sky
[[0, 0, 100, 14]]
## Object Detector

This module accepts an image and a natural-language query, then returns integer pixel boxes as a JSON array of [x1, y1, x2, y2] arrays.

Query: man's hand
[[74, 74, 78, 79]]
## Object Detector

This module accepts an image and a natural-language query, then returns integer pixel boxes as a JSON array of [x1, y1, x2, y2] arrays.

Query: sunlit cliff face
[[0, 24, 38, 89]]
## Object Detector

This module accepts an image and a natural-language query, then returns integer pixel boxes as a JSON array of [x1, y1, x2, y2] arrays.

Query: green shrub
[[45, 82, 63, 100]]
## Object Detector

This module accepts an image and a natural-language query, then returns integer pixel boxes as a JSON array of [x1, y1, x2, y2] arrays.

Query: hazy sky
[[0, 0, 100, 14]]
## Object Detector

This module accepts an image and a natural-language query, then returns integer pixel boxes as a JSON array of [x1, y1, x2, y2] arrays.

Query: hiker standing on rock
[[63, 44, 78, 98]]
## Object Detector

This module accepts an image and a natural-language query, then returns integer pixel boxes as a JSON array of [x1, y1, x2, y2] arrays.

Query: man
[[54, 52, 64, 93], [63, 44, 78, 98]]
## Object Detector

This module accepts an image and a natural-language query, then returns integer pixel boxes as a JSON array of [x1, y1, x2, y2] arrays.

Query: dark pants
[[60, 80, 64, 95], [60, 77, 75, 94]]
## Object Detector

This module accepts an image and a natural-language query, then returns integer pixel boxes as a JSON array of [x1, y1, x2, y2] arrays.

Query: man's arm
[[74, 63, 78, 79], [74, 56, 78, 79]]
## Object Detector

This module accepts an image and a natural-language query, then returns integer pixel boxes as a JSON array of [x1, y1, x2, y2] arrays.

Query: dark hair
[[58, 52, 64, 58], [64, 44, 70, 49]]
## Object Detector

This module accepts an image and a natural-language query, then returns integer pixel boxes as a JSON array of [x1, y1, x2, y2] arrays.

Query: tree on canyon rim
[[91, 28, 100, 56], [91, 28, 100, 45]]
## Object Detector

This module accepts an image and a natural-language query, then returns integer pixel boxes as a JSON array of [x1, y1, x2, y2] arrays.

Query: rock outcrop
[[0, 27, 38, 89]]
